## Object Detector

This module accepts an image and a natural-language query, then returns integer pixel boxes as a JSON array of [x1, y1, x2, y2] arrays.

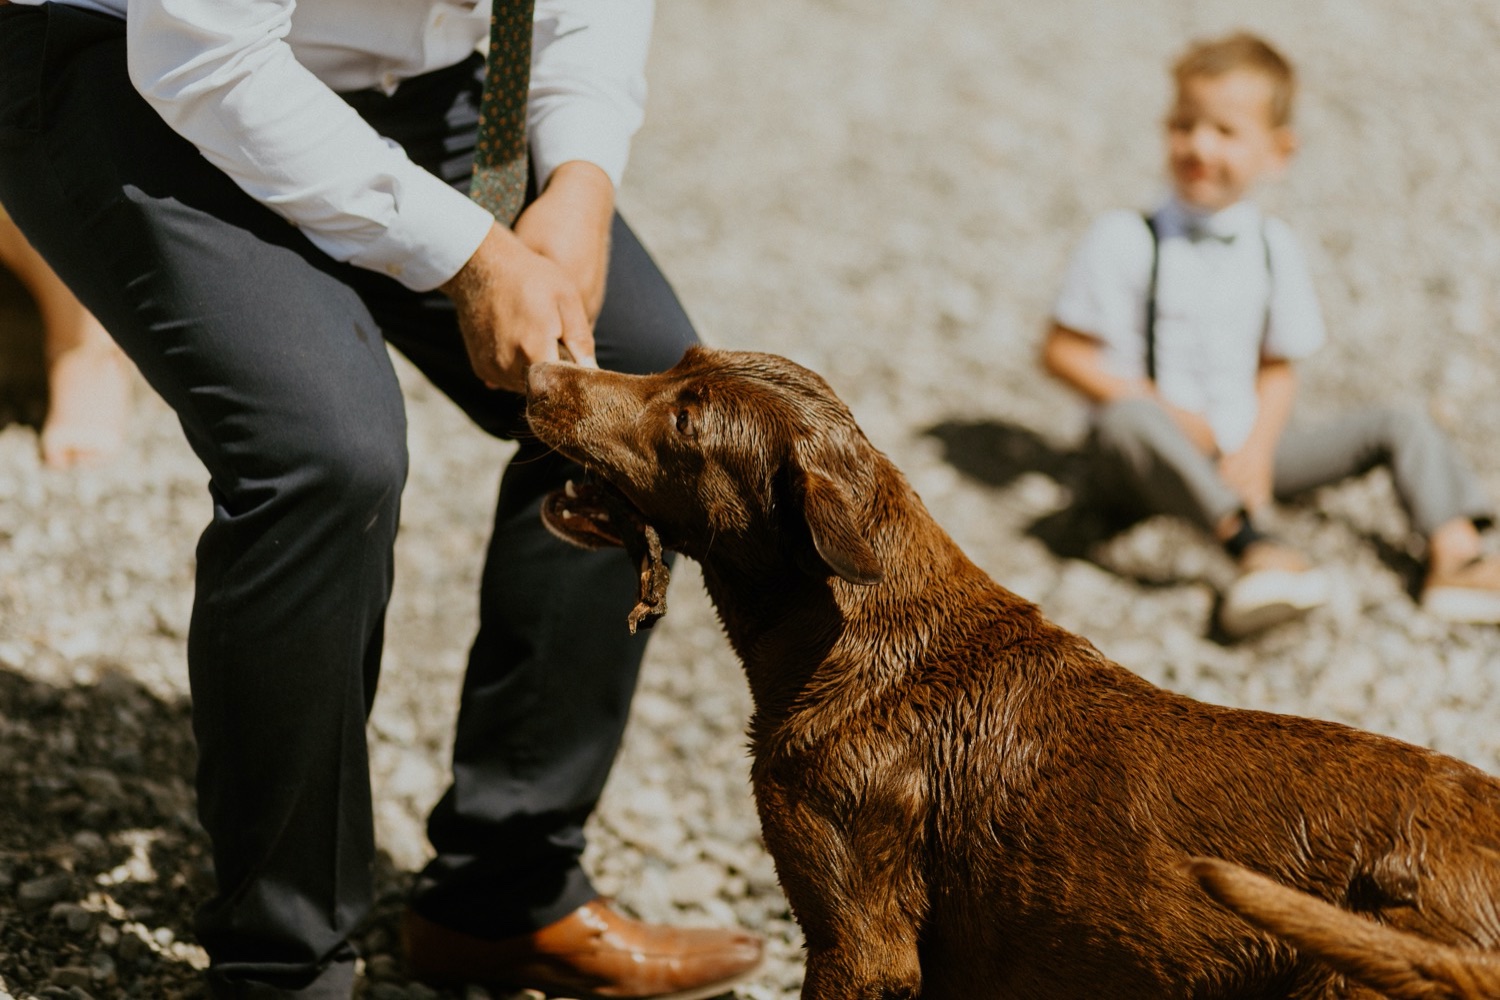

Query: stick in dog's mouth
[[542, 479, 670, 633]]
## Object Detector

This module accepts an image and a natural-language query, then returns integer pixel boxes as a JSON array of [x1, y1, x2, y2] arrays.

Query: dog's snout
[[526, 361, 564, 401]]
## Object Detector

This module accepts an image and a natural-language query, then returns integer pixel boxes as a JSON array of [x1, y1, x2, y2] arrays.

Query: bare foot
[[40, 336, 133, 469]]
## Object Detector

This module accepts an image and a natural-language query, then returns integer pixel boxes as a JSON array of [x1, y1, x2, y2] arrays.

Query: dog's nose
[[526, 361, 561, 400]]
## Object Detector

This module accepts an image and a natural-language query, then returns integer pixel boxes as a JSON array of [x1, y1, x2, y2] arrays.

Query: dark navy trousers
[[0, 6, 696, 996]]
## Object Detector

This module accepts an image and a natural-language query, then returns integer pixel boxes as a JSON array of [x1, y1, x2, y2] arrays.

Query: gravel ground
[[4, 1, 1500, 997]]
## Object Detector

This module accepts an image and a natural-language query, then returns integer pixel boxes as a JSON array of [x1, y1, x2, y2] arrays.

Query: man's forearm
[[514, 161, 615, 322]]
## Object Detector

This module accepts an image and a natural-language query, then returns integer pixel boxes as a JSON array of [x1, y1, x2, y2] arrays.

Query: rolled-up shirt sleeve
[[528, 0, 652, 192], [126, 0, 494, 291]]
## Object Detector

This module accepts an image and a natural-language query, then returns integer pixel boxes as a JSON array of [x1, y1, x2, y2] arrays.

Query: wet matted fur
[[526, 346, 1500, 1000]]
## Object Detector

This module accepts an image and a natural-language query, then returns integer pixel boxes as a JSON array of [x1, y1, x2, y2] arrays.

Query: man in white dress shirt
[[0, 0, 763, 996]]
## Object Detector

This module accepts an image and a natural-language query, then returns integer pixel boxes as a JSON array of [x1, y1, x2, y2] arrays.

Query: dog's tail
[[1189, 857, 1500, 1000]]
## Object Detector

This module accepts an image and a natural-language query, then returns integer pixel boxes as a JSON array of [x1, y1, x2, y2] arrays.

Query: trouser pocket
[[0, 5, 47, 146], [0, 3, 126, 147]]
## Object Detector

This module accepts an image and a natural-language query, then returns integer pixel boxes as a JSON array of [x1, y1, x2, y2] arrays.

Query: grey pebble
[[17, 874, 72, 910], [47, 903, 94, 934], [47, 967, 92, 991]]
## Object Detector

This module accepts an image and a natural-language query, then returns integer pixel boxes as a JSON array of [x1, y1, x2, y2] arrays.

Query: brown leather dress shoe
[[401, 898, 764, 1000]]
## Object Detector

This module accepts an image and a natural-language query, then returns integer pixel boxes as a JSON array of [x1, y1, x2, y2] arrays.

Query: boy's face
[[1165, 69, 1296, 212]]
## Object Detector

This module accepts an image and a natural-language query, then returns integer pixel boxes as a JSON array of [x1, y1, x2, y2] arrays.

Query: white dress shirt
[[1052, 196, 1327, 453], [15, 0, 653, 291]]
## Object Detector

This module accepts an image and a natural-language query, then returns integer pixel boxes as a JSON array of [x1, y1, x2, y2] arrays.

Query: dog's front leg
[[790, 867, 924, 1000], [801, 951, 921, 1000], [756, 777, 927, 999]]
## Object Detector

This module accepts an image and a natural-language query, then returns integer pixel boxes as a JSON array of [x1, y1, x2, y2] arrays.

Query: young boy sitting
[[1041, 31, 1500, 637]]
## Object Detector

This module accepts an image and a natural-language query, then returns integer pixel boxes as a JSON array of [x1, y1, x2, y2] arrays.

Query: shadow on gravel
[[1317, 514, 1428, 602], [0, 664, 480, 1000], [923, 417, 1152, 565], [0, 664, 210, 998]]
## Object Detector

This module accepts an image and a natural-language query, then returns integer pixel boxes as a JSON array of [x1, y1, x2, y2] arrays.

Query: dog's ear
[[790, 437, 883, 586]]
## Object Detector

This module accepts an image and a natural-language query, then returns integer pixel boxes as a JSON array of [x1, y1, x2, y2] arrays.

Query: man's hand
[[514, 161, 615, 324], [440, 222, 593, 393]]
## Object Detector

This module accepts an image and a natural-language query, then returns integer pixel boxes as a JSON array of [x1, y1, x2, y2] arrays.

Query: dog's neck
[[699, 460, 1013, 749]]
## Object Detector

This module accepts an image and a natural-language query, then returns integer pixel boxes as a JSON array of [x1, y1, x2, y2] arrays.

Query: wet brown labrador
[[525, 346, 1500, 1000]]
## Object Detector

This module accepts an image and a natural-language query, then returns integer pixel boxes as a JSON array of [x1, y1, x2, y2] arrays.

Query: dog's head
[[526, 346, 885, 593]]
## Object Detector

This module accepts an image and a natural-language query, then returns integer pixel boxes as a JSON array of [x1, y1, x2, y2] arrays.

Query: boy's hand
[[1042, 323, 1223, 455], [513, 161, 615, 329], [1219, 445, 1275, 514], [441, 222, 593, 393], [1222, 358, 1298, 515], [1160, 401, 1218, 457]]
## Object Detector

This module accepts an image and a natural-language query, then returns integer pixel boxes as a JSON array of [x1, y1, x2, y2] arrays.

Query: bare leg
[[1428, 517, 1484, 577], [0, 211, 132, 468]]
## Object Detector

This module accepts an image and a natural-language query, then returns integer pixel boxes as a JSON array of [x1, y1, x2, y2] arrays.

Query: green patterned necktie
[[471, 0, 535, 226]]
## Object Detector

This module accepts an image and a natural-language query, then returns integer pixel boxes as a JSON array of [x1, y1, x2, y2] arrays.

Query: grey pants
[[1089, 398, 1492, 539]]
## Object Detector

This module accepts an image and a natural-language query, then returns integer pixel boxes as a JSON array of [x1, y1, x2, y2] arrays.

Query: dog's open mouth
[[541, 478, 634, 550], [542, 479, 670, 633]]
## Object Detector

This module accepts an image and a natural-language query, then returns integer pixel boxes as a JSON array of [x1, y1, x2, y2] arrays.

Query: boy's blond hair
[[1173, 32, 1297, 127]]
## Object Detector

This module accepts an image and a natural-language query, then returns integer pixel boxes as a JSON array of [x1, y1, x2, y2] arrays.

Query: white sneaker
[[1219, 541, 1330, 638]]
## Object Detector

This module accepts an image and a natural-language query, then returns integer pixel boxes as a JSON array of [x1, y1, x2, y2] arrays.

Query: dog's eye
[[674, 409, 693, 436]]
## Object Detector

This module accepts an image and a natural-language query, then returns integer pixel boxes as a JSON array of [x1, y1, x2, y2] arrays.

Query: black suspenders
[[1144, 214, 1163, 382], [1141, 212, 1274, 382]]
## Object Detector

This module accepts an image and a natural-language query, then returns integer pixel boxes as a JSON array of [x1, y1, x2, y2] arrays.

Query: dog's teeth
[[565, 480, 578, 498], [559, 509, 576, 519]]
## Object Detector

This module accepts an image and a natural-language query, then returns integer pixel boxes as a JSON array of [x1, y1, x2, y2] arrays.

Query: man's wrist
[[440, 222, 519, 301]]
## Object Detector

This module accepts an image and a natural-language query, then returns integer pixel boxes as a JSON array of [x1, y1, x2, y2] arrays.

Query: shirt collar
[[1155, 195, 1261, 244]]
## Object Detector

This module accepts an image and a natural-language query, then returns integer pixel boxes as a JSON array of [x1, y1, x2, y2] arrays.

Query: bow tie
[[1186, 224, 1236, 245]]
